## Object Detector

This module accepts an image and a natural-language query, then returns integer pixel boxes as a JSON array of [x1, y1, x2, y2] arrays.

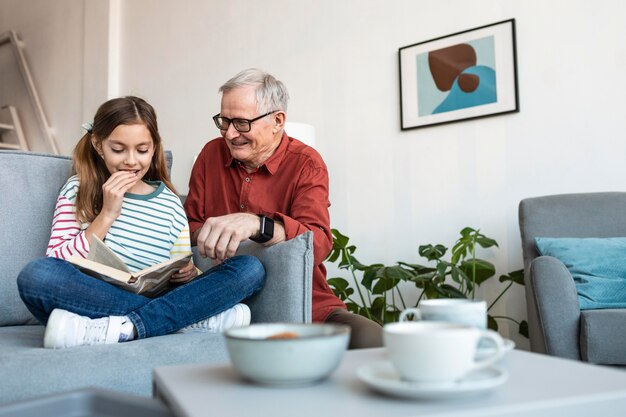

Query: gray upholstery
[[519, 192, 626, 364], [0, 150, 313, 404], [193, 239, 313, 324]]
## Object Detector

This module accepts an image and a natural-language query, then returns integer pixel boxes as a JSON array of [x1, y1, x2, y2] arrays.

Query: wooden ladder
[[0, 105, 28, 151], [0, 31, 58, 154]]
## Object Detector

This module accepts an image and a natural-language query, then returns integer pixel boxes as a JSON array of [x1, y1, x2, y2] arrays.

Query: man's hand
[[196, 213, 259, 262]]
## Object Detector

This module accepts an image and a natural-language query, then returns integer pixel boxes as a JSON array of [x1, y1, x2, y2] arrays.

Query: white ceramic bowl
[[225, 323, 350, 386]]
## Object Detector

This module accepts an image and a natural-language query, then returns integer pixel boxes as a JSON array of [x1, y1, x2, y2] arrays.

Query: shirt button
[[245, 177, 251, 182], [240, 204, 245, 209]]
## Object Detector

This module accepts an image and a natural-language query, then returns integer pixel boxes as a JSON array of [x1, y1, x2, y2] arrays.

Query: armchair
[[519, 192, 626, 364]]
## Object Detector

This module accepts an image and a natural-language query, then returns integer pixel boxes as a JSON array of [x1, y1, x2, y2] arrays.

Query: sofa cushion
[[193, 231, 313, 324], [535, 237, 626, 310], [0, 325, 228, 404], [580, 309, 626, 364], [0, 151, 73, 326]]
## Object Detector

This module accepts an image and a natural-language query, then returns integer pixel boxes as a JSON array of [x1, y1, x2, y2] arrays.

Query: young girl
[[17, 96, 265, 348]]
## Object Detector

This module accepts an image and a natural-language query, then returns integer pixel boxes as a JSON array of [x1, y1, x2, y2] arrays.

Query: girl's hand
[[170, 260, 198, 284], [100, 171, 140, 221]]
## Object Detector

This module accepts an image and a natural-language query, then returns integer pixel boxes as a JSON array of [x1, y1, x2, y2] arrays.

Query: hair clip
[[81, 122, 93, 133]]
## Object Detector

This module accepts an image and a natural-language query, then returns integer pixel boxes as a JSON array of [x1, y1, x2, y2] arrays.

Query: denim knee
[[230, 255, 266, 290], [17, 257, 57, 295]]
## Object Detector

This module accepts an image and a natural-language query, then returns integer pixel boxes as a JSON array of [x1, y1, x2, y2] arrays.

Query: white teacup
[[383, 321, 504, 384], [400, 299, 487, 329]]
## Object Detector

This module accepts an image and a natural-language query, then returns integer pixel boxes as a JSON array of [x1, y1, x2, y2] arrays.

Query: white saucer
[[357, 361, 508, 400], [476, 338, 515, 360]]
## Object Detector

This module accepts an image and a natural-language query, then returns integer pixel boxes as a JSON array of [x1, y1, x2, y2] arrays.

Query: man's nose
[[224, 123, 240, 139]]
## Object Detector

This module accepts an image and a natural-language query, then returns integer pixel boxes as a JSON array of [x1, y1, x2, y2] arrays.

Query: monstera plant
[[325, 227, 528, 337]]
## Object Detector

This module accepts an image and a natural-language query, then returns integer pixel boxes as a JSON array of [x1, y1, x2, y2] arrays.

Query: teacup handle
[[399, 307, 422, 322], [471, 330, 505, 370]]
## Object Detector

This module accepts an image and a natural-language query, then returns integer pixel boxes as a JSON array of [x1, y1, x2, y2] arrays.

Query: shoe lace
[[83, 319, 109, 345], [181, 317, 214, 332]]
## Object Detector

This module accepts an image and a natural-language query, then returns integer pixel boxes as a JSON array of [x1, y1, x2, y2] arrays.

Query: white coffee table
[[153, 348, 626, 417]]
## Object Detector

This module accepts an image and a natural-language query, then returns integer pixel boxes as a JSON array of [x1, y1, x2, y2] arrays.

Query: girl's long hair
[[72, 96, 176, 223]]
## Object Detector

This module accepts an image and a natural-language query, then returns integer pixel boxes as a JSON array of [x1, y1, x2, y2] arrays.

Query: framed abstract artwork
[[399, 19, 519, 130]]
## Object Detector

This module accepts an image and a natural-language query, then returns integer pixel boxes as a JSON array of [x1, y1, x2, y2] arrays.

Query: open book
[[68, 236, 192, 298]]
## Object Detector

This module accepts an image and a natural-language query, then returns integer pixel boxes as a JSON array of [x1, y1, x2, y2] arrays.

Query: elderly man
[[184, 68, 382, 348]]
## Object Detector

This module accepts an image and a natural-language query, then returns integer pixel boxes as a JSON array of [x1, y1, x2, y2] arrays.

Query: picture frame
[[399, 19, 519, 130]]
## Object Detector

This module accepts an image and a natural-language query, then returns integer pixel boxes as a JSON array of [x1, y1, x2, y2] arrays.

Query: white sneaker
[[43, 309, 124, 349], [178, 304, 251, 334]]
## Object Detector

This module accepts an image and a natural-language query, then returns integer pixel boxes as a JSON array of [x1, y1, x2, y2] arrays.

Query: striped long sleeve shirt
[[47, 175, 191, 273]]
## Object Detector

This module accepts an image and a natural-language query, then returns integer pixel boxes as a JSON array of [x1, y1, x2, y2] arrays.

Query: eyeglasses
[[212, 110, 277, 133]]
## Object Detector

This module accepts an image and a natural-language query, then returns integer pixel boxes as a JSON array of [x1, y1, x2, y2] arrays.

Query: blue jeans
[[17, 255, 265, 339]]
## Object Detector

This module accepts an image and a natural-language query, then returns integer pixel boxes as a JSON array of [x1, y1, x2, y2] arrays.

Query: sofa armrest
[[528, 255, 581, 360], [192, 231, 313, 324]]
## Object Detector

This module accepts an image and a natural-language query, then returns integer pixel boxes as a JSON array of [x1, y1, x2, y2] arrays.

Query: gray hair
[[219, 68, 289, 114]]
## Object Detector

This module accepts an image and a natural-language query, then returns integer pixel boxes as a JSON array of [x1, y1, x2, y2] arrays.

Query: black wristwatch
[[250, 215, 274, 243]]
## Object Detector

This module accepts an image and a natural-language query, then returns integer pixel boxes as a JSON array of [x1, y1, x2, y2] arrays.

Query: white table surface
[[153, 347, 626, 417]]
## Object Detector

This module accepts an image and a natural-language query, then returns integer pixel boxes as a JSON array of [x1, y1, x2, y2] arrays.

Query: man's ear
[[273, 111, 286, 132]]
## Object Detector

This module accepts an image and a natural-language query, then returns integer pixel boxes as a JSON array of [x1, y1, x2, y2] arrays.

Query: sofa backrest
[[0, 151, 73, 325], [0, 150, 174, 326], [519, 192, 626, 272]]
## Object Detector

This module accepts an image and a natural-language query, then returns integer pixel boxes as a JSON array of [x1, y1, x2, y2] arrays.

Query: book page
[[87, 235, 131, 273], [130, 254, 192, 297], [67, 256, 133, 284], [71, 235, 193, 297]]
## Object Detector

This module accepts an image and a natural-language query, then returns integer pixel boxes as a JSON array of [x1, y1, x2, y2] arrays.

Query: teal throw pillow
[[535, 237, 626, 310]]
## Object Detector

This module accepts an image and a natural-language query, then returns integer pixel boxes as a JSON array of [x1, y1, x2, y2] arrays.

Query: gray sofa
[[0, 150, 313, 405], [519, 192, 626, 364]]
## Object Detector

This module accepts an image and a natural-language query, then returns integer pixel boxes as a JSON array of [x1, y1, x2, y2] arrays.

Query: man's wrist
[[250, 214, 274, 243]]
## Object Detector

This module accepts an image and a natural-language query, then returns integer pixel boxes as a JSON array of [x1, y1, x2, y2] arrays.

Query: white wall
[[3, 0, 626, 348]]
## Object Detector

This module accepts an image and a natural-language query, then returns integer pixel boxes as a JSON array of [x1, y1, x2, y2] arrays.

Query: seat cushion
[[0, 325, 228, 404], [580, 309, 626, 364]]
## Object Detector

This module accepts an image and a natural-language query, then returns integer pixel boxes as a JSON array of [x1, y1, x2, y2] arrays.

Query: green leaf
[[372, 266, 406, 294], [345, 302, 361, 315], [327, 277, 349, 291], [499, 269, 525, 286], [422, 283, 440, 299], [476, 236, 498, 248], [325, 248, 341, 263], [449, 265, 463, 284], [398, 262, 433, 274], [436, 261, 449, 277], [331, 228, 350, 248], [370, 296, 387, 314], [361, 267, 379, 291], [459, 259, 496, 285], [460, 226, 476, 237], [487, 315, 498, 331], [433, 284, 466, 299], [419, 244, 447, 261], [519, 320, 529, 338]]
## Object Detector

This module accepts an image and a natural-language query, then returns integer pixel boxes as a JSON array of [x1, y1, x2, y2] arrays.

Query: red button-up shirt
[[184, 132, 346, 322]]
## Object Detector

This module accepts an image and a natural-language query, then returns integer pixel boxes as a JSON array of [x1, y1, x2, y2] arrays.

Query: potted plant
[[325, 227, 528, 337]]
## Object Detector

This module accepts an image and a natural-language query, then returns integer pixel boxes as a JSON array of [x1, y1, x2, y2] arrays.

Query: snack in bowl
[[225, 323, 350, 386], [266, 331, 300, 340]]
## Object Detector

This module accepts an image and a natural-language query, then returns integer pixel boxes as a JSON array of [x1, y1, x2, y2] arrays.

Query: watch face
[[252, 215, 274, 243], [264, 216, 275, 237]]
